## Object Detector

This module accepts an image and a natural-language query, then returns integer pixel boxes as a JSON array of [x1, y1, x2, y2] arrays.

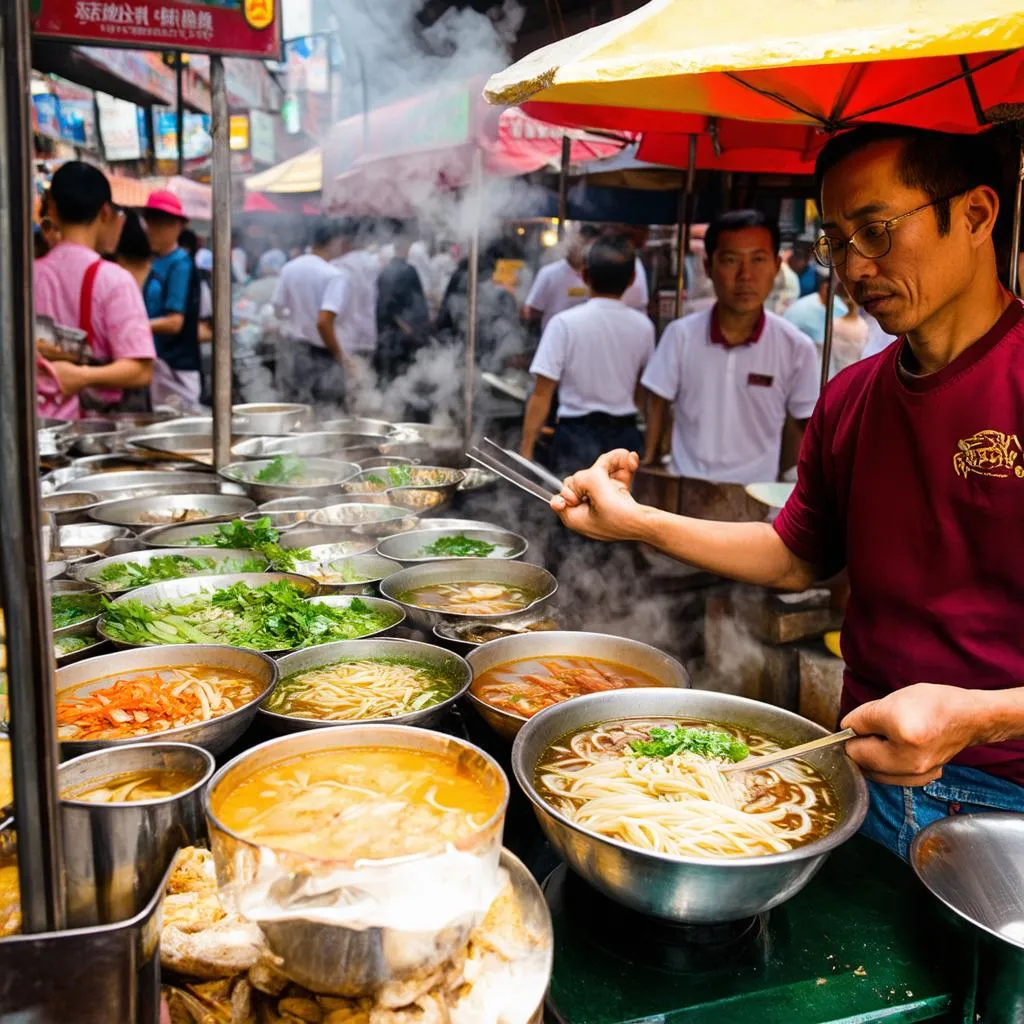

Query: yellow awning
[[245, 148, 321, 194]]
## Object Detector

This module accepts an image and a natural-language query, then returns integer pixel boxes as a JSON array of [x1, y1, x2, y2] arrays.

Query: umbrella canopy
[[242, 191, 283, 214], [485, 0, 1024, 132], [245, 148, 321, 194]]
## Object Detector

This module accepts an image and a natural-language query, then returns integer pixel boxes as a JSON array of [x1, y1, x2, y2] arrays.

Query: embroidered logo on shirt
[[953, 429, 1024, 479], [747, 373, 774, 388]]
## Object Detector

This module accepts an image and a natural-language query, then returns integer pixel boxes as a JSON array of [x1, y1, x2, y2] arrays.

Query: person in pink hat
[[142, 190, 203, 411]]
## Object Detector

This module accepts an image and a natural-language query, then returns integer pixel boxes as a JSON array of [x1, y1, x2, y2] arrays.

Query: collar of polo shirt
[[709, 304, 767, 348]]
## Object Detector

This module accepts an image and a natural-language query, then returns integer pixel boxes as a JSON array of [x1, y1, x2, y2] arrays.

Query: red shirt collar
[[709, 304, 766, 347]]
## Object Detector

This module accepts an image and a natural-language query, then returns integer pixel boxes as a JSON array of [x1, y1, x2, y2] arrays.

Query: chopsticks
[[466, 439, 559, 505]]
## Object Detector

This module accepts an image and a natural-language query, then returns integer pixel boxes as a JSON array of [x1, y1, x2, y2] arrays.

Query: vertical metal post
[[674, 134, 697, 319], [821, 267, 837, 391], [463, 148, 483, 448], [1009, 132, 1024, 297], [211, 56, 233, 470], [557, 135, 571, 241], [175, 53, 185, 177], [0, 0, 66, 933]]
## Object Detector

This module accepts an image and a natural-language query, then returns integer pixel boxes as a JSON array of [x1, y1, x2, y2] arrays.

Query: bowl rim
[[87, 493, 255, 528], [511, 688, 869, 869], [219, 457, 362, 488], [204, 722, 510, 868], [258, 636, 470, 729], [54, 644, 280, 749], [375, 526, 528, 564]]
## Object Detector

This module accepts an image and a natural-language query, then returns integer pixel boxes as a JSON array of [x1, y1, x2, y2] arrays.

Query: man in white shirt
[[522, 235, 656, 477], [324, 219, 378, 362], [272, 218, 347, 406], [622, 255, 650, 312], [522, 236, 590, 330], [642, 210, 819, 484]]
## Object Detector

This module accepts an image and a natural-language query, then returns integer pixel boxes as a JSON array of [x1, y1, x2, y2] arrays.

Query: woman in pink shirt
[[35, 162, 154, 419]]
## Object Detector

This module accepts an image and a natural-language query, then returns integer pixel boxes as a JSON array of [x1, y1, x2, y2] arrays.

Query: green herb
[[54, 634, 91, 657], [628, 726, 749, 762], [419, 534, 497, 558], [253, 455, 306, 485], [93, 554, 264, 591], [193, 517, 308, 571], [384, 464, 414, 487], [320, 560, 370, 583], [51, 594, 102, 630], [101, 583, 398, 651], [362, 473, 388, 489]]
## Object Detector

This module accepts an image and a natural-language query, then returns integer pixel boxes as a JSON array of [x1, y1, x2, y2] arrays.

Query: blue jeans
[[861, 763, 1024, 861]]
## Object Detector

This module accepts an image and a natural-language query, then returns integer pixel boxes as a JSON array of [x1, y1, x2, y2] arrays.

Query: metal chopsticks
[[466, 445, 557, 505], [721, 728, 857, 774], [482, 437, 565, 493]]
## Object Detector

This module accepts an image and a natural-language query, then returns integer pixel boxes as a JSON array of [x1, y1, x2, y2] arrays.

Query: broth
[[215, 746, 503, 861], [397, 582, 536, 616], [63, 767, 194, 803]]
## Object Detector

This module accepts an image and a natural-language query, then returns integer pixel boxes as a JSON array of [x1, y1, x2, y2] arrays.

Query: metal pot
[[87, 493, 256, 529], [513, 688, 868, 923]]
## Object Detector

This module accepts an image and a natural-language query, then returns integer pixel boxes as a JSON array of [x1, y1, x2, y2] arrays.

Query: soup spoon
[[721, 727, 857, 774]]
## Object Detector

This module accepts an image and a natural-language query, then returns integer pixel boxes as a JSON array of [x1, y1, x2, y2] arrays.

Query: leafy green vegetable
[[92, 554, 264, 591], [54, 634, 91, 657], [101, 583, 398, 651], [419, 534, 497, 558], [253, 455, 306, 485], [51, 594, 102, 630], [384, 464, 414, 487], [628, 726, 749, 763], [193, 517, 309, 572]]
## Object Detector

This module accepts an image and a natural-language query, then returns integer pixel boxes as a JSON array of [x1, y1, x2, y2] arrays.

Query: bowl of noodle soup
[[513, 688, 868, 924]]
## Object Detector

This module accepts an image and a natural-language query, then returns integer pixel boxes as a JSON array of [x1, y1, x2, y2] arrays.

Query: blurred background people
[[374, 221, 430, 385]]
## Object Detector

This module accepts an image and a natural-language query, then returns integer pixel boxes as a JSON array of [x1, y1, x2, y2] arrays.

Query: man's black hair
[[578, 224, 602, 241], [704, 209, 780, 259], [814, 125, 1001, 236], [586, 235, 636, 297], [49, 161, 112, 226], [178, 227, 199, 258], [311, 217, 343, 249], [115, 210, 151, 264]]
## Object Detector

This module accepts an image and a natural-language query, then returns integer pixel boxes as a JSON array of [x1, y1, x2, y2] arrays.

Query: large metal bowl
[[380, 558, 557, 631], [241, 496, 326, 531], [465, 631, 690, 742], [278, 529, 374, 555], [321, 417, 397, 438], [232, 403, 311, 434], [302, 594, 406, 637], [88, 493, 256, 529], [54, 630, 109, 668], [357, 455, 418, 470], [99, 572, 318, 652], [220, 457, 361, 504], [234, 432, 384, 461], [205, 725, 508, 996], [513, 688, 868, 923], [57, 470, 220, 502], [42, 491, 101, 527], [344, 466, 466, 514], [125, 432, 246, 466], [309, 502, 419, 539], [377, 526, 527, 567], [261, 636, 465, 733], [54, 644, 279, 757], [129, 416, 211, 436], [50, 580, 104, 640], [58, 524, 132, 555], [74, 547, 269, 594], [380, 423, 463, 467], [290, 552, 400, 594]]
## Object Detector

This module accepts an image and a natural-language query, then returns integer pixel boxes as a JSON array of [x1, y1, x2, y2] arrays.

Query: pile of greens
[[54, 634, 92, 658], [419, 534, 497, 558], [193, 518, 310, 572], [629, 726, 749, 763], [51, 593, 102, 630], [317, 559, 372, 584], [253, 455, 307, 485], [92, 553, 265, 592], [101, 582, 398, 650]]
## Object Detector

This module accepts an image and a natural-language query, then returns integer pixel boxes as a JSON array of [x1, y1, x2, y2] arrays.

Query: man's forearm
[[630, 506, 816, 591], [85, 358, 153, 390], [316, 322, 344, 363], [521, 392, 550, 459], [643, 396, 667, 463], [967, 686, 1024, 745], [150, 314, 184, 336]]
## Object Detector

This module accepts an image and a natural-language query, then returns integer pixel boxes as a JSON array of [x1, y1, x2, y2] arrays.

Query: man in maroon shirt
[[549, 125, 1024, 860]]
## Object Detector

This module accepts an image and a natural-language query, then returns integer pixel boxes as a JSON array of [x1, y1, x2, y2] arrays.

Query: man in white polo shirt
[[522, 230, 593, 330], [521, 235, 655, 477], [642, 209, 819, 484]]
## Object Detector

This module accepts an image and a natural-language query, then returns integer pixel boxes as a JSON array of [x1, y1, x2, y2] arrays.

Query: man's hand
[[43, 359, 88, 398], [841, 683, 988, 787], [550, 449, 650, 542]]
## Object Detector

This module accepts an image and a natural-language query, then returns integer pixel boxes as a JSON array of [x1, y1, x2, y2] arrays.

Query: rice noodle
[[398, 582, 535, 616], [537, 718, 836, 858]]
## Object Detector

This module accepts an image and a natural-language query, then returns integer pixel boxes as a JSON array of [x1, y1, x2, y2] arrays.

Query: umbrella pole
[[821, 267, 837, 391], [557, 135, 571, 241], [210, 56, 233, 470], [674, 134, 698, 319], [1009, 132, 1024, 297], [464, 148, 483, 448]]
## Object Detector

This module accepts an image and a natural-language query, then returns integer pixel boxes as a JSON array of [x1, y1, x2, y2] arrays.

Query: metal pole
[[0, 0, 66, 933], [1009, 133, 1024, 297], [821, 267, 837, 392], [175, 53, 185, 177], [674, 134, 697, 319], [211, 56, 233, 470], [463, 148, 483, 448], [557, 135, 571, 241]]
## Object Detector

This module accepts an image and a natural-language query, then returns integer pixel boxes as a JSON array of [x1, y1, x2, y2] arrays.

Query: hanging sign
[[32, 0, 281, 59]]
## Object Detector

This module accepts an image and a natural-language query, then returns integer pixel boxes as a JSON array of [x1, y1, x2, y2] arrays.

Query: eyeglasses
[[813, 192, 964, 269]]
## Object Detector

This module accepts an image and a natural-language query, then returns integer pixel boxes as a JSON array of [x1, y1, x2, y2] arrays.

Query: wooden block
[[799, 648, 845, 730]]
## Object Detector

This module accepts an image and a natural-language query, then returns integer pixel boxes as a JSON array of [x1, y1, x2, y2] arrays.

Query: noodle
[[266, 658, 461, 721], [536, 718, 836, 858], [397, 582, 536, 616], [63, 768, 193, 803]]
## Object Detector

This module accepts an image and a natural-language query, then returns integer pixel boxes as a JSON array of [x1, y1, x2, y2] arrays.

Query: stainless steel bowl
[[278, 528, 374, 555], [99, 572, 318, 652], [261, 635, 463, 733], [230, 435, 276, 460], [42, 491, 101, 527], [88, 493, 256, 529], [911, 812, 1024, 950], [432, 612, 564, 657], [321, 417, 397, 438], [57, 470, 219, 501], [138, 520, 243, 548], [54, 631, 108, 667], [125, 432, 237, 466], [377, 527, 528, 567], [205, 725, 508, 996], [344, 466, 466, 514], [241, 496, 326, 530], [416, 517, 505, 532], [54, 645, 279, 757], [465, 630, 690, 742], [220, 457, 361, 504], [58, 524, 132, 555], [232, 402, 311, 434], [70, 431, 125, 458], [74, 547, 269, 594], [50, 580, 103, 640], [253, 432, 384, 460], [513, 688, 868, 923], [129, 416, 212, 436], [302, 594, 406, 637], [290, 552, 400, 594], [310, 502, 419, 539], [38, 416, 74, 436], [46, 560, 67, 581], [381, 423, 463, 467], [380, 558, 557, 632], [357, 455, 419, 470]]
